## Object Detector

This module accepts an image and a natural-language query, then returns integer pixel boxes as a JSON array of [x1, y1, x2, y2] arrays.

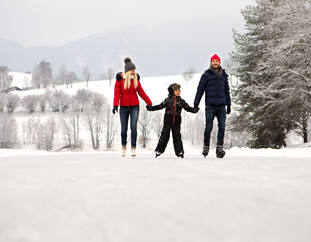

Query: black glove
[[193, 104, 199, 113], [146, 105, 152, 111], [226, 105, 231, 115], [137, 73, 140, 81], [112, 106, 118, 114], [193, 107, 200, 113], [116, 72, 123, 81]]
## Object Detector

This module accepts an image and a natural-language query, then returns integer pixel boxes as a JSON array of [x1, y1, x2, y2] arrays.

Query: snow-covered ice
[[1, 149, 311, 242]]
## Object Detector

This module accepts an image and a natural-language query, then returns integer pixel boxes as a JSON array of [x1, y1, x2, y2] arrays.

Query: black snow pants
[[155, 122, 183, 156]]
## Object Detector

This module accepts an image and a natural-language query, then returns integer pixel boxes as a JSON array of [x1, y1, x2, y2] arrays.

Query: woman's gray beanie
[[124, 57, 136, 72]]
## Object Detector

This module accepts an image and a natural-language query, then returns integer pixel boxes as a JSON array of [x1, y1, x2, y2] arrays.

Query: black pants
[[155, 122, 183, 156]]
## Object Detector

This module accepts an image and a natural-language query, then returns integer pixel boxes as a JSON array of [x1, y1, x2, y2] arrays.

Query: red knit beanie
[[210, 54, 221, 64]]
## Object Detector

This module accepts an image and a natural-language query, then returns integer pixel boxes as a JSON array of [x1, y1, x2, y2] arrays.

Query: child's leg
[[172, 124, 183, 156], [155, 123, 171, 153]]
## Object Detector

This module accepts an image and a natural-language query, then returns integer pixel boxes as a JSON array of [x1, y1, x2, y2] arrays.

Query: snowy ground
[[1, 149, 311, 242]]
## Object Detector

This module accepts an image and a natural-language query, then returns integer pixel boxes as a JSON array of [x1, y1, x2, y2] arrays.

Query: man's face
[[211, 59, 220, 69]]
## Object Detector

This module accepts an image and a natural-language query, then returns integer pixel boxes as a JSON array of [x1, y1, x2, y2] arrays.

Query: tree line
[[0, 87, 245, 151]]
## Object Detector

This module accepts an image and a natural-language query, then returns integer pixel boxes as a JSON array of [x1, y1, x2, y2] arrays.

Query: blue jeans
[[119, 106, 139, 147], [204, 105, 226, 145]]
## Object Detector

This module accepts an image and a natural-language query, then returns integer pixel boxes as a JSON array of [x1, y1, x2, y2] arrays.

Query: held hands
[[112, 106, 118, 114], [146, 105, 153, 111], [193, 104, 200, 113], [226, 105, 231, 115]]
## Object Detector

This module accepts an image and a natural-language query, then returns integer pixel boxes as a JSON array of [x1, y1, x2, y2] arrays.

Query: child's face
[[174, 89, 181, 96]]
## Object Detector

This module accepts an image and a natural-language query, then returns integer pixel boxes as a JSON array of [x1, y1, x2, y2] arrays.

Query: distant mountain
[[0, 17, 238, 78]]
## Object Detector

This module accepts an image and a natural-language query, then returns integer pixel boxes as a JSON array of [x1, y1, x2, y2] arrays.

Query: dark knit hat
[[124, 57, 136, 73], [168, 83, 181, 95], [210, 54, 221, 64]]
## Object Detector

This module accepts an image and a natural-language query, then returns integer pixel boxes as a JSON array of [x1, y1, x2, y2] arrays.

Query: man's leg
[[216, 105, 227, 144], [203, 107, 215, 156], [216, 106, 227, 158]]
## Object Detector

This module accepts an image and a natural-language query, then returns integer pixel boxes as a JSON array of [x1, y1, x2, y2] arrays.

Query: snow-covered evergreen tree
[[232, 0, 311, 147]]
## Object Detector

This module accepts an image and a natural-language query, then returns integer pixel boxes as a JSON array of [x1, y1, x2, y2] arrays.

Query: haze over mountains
[[0, 17, 239, 78]]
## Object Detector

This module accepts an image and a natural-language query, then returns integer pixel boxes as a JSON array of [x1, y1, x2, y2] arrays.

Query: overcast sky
[[1, 0, 256, 47]]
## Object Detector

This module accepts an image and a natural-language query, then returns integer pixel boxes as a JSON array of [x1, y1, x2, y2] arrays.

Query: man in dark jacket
[[147, 83, 198, 158], [193, 54, 231, 158]]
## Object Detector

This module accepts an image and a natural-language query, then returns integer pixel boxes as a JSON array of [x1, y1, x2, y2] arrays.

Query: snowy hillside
[[9, 71, 32, 89]]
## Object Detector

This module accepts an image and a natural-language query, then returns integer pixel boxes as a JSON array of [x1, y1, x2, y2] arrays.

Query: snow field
[[1, 151, 311, 242]]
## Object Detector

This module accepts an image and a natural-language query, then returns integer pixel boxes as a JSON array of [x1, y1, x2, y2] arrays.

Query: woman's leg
[[119, 107, 130, 146], [129, 106, 140, 147]]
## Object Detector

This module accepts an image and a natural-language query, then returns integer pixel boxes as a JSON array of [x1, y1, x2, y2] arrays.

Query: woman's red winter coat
[[113, 78, 152, 107]]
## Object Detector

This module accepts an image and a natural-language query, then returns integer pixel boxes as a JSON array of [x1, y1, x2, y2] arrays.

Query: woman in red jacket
[[112, 58, 152, 157]]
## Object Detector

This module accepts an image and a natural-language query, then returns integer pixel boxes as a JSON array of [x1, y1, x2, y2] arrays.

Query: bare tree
[[55, 65, 67, 86], [65, 96, 83, 149], [0, 66, 13, 91], [138, 103, 156, 148], [0, 93, 5, 112], [22, 94, 38, 113], [83, 92, 107, 149], [105, 107, 118, 149], [82, 66, 92, 87], [38, 93, 48, 112], [5, 93, 20, 114], [44, 117, 58, 151], [22, 117, 39, 145], [59, 115, 74, 149], [66, 71, 77, 88], [182, 67, 195, 84], [48, 90, 70, 112], [0, 113, 18, 148], [152, 111, 163, 139], [107, 67, 114, 86], [75, 89, 93, 112], [32, 60, 53, 89]]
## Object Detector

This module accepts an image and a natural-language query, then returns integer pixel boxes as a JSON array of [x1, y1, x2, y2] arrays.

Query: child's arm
[[146, 98, 168, 111], [181, 99, 199, 113]]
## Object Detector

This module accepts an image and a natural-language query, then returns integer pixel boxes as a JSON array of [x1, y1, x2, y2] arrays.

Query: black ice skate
[[202, 145, 209, 158], [178, 151, 184, 158], [155, 151, 162, 158], [216, 144, 226, 158]]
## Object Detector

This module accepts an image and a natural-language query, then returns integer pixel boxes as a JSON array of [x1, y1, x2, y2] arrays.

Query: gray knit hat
[[124, 57, 136, 72]]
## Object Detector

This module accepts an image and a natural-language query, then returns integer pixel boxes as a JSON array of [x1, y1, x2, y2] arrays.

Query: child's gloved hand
[[146, 105, 153, 111]]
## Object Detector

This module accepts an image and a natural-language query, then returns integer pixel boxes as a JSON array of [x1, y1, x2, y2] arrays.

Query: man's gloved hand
[[146, 105, 153, 111], [116, 72, 123, 81], [226, 105, 231, 115], [193, 104, 199, 113], [112, 106, 118, 114]]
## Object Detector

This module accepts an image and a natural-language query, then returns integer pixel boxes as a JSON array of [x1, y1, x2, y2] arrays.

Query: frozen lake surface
[[1, 150, 311, 242]]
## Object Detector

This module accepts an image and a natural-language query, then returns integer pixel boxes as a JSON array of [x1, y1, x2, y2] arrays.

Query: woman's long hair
[[123, 71, 138, 89]]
